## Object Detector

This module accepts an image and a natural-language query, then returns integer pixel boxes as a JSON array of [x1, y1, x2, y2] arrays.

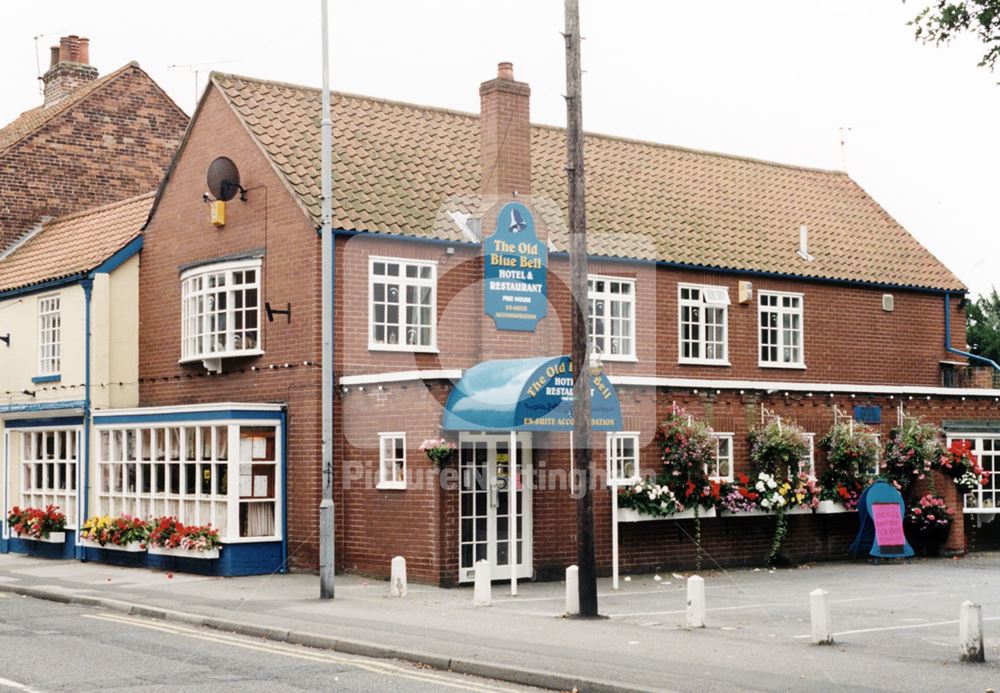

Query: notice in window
[[253, 474, 269, 497]]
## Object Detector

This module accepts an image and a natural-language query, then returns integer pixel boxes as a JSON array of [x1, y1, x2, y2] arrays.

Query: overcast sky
[[3, 1, 997, 298]]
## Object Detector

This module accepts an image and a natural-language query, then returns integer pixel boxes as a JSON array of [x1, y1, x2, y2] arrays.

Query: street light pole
[[564, 0, 598, 617], [319, 0, 336, 600]]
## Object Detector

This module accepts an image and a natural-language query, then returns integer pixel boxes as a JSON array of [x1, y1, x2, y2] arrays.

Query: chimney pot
[[497, 62, 514, 81], [78, 37, 90, 65], [49, 46, 60, 68], [58, 37, 72, 63]]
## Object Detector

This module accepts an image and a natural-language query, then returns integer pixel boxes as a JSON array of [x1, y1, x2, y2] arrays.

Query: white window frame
[[588, 275, 637, 362], [708, 433, 735, 482], [17, 426, 80, 529], [948, 434, 1000, 513], [758, 290, 805, 369], [180, 259, 263, 365], [368, 257, 438, 353], [378, 432, 407, 490], [93, 420, 283, 543], [678, 284, 730, 366], [38, 294, 61, 376], [606, 432, 641, 486], [798, 433, 816, 479]]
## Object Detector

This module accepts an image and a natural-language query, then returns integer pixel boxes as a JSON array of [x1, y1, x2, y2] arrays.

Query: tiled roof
[[0, 63, 138, 155], [213, 73, 964, 291], [0, 192, 151, 293]]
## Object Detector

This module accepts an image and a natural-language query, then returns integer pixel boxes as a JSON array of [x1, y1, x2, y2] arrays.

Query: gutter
[[945, 292, 1000, 373], [78, 279, 93, 561]]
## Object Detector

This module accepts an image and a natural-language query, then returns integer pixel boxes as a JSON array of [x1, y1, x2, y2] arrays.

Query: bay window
[[369, 257, 437, 351], [181, 260, 262, 367]]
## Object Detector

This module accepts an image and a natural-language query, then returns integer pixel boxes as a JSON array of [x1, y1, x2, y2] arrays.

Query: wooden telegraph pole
[[564, 0, 598, 617]]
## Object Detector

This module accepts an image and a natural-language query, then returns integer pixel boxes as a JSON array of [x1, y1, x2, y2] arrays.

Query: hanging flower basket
[[419, 438, 457, 466]]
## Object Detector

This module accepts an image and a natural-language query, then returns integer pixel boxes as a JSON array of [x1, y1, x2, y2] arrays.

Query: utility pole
[[564, 0, 598, 618], [319, 0, 336, 600]]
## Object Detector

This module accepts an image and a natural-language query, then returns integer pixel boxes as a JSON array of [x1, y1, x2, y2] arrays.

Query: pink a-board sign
[[872, 502, 906, 554]]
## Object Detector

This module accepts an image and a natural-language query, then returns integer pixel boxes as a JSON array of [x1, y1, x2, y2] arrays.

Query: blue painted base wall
[[1, 533, 283, 577]]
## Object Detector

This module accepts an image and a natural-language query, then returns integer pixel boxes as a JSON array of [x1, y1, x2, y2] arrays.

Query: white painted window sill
[[368, 345, 439, 354], [759, 362, 807, 370], [377, 482, 406, 491], [678, 360, 731, 367]]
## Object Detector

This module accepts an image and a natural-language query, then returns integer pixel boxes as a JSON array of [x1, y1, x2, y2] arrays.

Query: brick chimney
[[41, 35, 98, 107], [479, 62, 531, 201]]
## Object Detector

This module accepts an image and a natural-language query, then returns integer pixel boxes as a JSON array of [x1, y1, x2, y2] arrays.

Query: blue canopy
[[442, 355, 622, 432]]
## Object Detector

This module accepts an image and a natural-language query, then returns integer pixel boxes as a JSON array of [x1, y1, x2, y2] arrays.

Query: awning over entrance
[[442, 355, 622, 432]]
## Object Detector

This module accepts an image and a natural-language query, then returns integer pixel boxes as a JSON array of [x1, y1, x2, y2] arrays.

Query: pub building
[[6, 61, 998, 581]]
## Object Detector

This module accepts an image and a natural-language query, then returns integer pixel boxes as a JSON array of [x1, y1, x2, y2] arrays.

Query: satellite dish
[[207, 156, 242, 201]]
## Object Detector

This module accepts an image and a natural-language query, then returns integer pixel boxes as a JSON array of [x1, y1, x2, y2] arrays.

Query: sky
[[2, 1, 998, 297]]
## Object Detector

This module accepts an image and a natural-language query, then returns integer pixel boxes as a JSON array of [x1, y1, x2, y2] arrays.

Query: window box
[[816, 500, 850, 514], [80, 538, 145, 553], [14, 531, 66, 544], [148, 545, 220, 560], [617, 507, 717, 522], [719, 508, 771, 518]]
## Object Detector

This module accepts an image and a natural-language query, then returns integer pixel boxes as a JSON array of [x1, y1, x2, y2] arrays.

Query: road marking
[[792, 616, 1000, 639], [0, 677, 45, 693], [83, 613, 521, 692]]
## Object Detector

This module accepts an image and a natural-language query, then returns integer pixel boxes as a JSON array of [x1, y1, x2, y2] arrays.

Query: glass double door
[[458, 434, 532, 583]]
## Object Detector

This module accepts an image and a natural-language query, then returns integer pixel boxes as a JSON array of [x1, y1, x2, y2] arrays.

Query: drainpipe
[[79, 278, 93, 561], [945, 292, 1000, 373]]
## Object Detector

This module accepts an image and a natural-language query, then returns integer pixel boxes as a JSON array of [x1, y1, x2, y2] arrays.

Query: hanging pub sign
[[483, 201, 548, 331]]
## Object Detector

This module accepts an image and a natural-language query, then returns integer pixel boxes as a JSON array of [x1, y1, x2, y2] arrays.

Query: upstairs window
[[180, 260, 262, 366], [369, 257, 437, 351], [678, 285, 729, 365], [588, 276, 636, 360], [38, 295, 61, 376], [759, 291, 804, 367]]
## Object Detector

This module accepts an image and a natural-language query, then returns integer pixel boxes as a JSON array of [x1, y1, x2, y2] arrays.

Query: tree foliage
[[911, 1, 1000, 70], [967, 287, 1000, 364]]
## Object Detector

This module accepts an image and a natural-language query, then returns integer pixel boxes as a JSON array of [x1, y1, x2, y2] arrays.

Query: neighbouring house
[[0, 193, 148, 559], [9, 62, 998, 581], [0, 35, 188, 251]]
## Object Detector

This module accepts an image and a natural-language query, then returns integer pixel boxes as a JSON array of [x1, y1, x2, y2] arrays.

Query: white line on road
[[0, 677, 45, 693], [792, 616, 1000, 639], [82, 613, 523, 693]]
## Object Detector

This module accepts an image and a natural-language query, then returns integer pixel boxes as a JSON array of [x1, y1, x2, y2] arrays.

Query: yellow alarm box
[[211, 200, 226, 227]]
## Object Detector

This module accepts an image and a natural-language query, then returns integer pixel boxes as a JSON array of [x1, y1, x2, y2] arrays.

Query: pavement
[[2, 552, 1000, 692]]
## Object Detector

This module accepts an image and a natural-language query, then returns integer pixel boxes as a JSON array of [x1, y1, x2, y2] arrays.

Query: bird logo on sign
[[509, 208, 528, 233]]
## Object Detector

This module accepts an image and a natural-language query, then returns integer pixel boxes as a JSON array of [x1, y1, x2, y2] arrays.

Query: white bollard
[[959, 600, 985, 662], [565, 564, 580, 616], [474, 559, 492, 607], [686, 575, 706, 628], [810, 588, 834, 645], [390, 556, 407, 598]]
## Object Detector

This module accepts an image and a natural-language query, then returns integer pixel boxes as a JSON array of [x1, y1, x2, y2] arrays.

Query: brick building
[[0, 35, 188, 251], [44, 62, 999, 581]]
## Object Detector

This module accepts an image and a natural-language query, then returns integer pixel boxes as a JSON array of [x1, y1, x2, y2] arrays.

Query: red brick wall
[[0, 65, 188, 250], [138, 85, 323, 571]]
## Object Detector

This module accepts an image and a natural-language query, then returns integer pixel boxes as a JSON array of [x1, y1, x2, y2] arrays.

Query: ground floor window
[[799, 433, 816, 479], [709, 433, 734, 482], [606, 432, 640, 485], [378, 433, 406, 489], [95, 420, 281, 541], [17, 427, 79, 527], [949, 435, 999, 511]]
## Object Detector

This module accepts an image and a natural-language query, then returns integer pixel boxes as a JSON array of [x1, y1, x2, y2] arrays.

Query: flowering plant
[[904, 494, 953, 533], [823, 478, 865, 511], [882, 418, 944, 492], [791, 472, 822, 510], [147, 517, 221, 552], [821, 422, 879, 481], [7, 505, 66, 539], [748, 419, 809, 479], [81, 515, 150, 547], [419, 438, 457, 466], [656, 408, 717, 508], [934, 440, 989, 494], [718, 473, 761, 513], [618, 478, 684, 517], [755, 472, 792, 511]]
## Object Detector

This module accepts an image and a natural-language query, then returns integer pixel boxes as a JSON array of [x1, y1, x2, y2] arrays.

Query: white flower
[[647, 492, 656, 500], [767, 478, 777, 490], [755, 481, 765, 492]]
